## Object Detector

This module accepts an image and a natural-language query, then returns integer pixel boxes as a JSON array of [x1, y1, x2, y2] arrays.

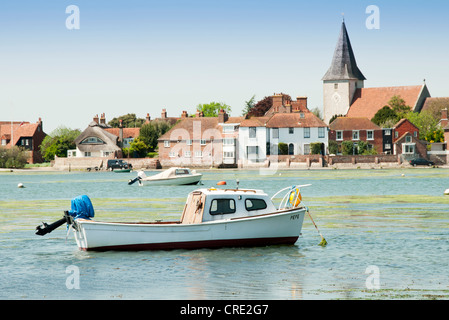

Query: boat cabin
[[180, 188, 278, 224]]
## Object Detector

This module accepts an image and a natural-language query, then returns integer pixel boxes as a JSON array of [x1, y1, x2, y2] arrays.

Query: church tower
[[322, 21, 366, 124]]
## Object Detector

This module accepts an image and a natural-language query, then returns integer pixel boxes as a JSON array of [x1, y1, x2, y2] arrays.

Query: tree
[[388, 95, 411, 117], [405, 110, 439, 140], [278, 142, 288, 155], [196, 102, 232, 117], [138, 120, 173, 152], [311, 107, 323, 120], [129, 137, 148, 158], [341, 141, 355, 155], [0, 146, 29, 168], [371, 106, 399, 127], [247, 96, 273, 117], [40, 126, 81, 161], [242, 95, 256, 116], [108, 113, 146, 128]]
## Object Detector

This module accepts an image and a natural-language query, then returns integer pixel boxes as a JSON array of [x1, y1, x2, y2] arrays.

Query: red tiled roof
[[348, 85, 426, 120], [0, 122, 39, 147], [266, 112, 327, 128], [329, 117, 380, 131], [104, 127, 140, 139]]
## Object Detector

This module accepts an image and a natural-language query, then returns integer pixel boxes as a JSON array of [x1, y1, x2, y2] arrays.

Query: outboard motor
[[128, 170, 147, 185], [35, 195, 94, 236]]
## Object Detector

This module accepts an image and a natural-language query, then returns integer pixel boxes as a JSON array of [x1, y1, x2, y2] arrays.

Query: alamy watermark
[[66, 265, 80, 290], [66, 5, 80, 30], [366, 5, 380, 30], [365, 265, 380, 290]]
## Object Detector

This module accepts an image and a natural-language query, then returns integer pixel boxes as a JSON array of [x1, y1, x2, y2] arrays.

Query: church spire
[[322, 21, 366, 81]]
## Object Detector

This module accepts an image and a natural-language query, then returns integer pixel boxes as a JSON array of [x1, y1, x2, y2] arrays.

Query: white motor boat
[[129, 167, 202, 186], [36, 185, 311, 251]]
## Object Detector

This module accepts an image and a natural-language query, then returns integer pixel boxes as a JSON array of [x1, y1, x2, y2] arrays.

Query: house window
[[81, 137, 104, 144], [169, 152, 177, 158], [384, 129, 391, 136], [223, 138, 234, 146], [403, 144, 415, 154], [336, 131, 343, 141], [223, 151, 234, 158], [272, 128, 279, 139], [1, 139, 6, 146], [186, 139, 192, 146], [303, 144, 310, 155], [84, 152, 91, 157], [352, 130, 359, 140], [395, 131, 399, 139], [405, 136, 412, 143], [247, 146, 259, 157], [209, 199, 236, 215], [334, 83, 338, 90], [367, 130, 374, 140], [385, 143, 391, 150], [200, 139, 206, 145], [318, 127, 325, 138], [223, 126, 235, 133], [245, 199, 267, 211], [289, 127, 294, 134], [414, 131, 418, 137], [249, 127, 256, 138], [194, 151, 202, 157], [300, 113, 305, 119], [164, 141, 170, 148], [185, 151, 191, 158], [304, 128, 310, 139]]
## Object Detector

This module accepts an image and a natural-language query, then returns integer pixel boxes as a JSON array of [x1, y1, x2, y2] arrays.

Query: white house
[[239, 112, 328, 164]]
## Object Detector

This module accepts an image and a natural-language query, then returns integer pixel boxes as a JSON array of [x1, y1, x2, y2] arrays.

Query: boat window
[[175, 169, 190, 175], [209, 199, 236, 215], [245, 198, 267, 211]]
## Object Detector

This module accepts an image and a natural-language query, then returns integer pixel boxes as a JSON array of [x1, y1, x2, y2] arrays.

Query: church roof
[[347, 85, 429, 120], [322, 22, 366, 81]]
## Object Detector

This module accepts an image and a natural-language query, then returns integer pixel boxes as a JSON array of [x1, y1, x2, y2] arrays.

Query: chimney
[[146, 113, 151, 123], [195, 110, 204, 118], [181, 111, 188, 118], [37, 117, 43, 132], [119, 120, 123, 146], [272, 93, 283, 109], [218, 109, 228, 123], [441, 108, 448, 128], [100, 113, 106, 125], [93, 114, 99, 124], [161, 109, 167, 119], [297, 96, 308, 111]]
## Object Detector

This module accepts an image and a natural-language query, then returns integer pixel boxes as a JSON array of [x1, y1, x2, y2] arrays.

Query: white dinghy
[[128, 167, 202, 186]]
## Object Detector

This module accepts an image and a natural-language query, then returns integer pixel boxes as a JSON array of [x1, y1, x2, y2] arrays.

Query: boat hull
[[139, 174, 202, 186], [72, 208, 306, 251]]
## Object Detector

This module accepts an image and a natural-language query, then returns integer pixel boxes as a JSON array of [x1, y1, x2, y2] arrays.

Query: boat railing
[[271, 185, 311, 210]]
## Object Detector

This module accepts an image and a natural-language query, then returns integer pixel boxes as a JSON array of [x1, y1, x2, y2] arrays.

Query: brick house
[[158, 110, 244, 167], [392, 119, 419, 142], [0, 118, 47, 163], [328, 117, 383, 154], [394, 132, 428, 161]]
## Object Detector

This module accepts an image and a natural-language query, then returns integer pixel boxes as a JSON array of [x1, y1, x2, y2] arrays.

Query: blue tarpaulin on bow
[[68, 195, 95, 220]]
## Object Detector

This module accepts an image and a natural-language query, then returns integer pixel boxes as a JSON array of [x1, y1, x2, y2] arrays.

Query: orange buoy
[[217, 181, 227, 186]]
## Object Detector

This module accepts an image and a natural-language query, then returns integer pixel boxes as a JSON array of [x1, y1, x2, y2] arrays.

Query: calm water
[[1, 167, 449, 300]]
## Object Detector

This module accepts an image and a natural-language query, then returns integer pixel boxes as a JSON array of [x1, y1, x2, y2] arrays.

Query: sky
[[1, 0, 448, 134]]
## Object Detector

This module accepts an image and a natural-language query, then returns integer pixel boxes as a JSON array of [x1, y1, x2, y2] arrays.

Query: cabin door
[[181, 191, 205, 224]]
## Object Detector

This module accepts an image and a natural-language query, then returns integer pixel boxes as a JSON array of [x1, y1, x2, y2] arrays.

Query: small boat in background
[[128, 167, 202, 186]]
